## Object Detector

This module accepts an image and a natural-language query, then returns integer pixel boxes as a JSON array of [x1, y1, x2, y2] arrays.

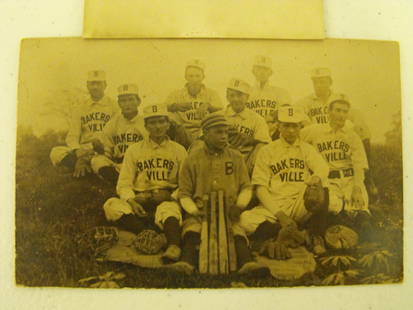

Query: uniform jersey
[[300, 124, 368, 186], [66, 95, 117, 149], [117, 137, 187, 201], [246, 82, 291, 121], [295, 92, 371, 140], [164, 85, 223, 136], [179, 143, 251, 207], [100, 113, 146, 160], [252, 138, 329, 204], [225, 106, 271, 155]]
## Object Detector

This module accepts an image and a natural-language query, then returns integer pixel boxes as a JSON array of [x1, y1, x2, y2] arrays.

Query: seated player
[[224, 78, 271, 174], [90, 84, 145, 185], [102, 104, 187, 263], [300, 94, 374, 243], [49, 70, 117, 177], [165, 113, 268, 275], [239, 106, 329, 259]]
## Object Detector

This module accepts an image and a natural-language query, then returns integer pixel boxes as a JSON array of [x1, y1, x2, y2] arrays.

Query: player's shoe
[[162, 261, 195, 276], [161, 245, 182, 264], [238, 261, 270, 276]]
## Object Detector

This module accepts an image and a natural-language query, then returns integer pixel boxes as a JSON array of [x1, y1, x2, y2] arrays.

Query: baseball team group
[[49, 56, 377, 276]]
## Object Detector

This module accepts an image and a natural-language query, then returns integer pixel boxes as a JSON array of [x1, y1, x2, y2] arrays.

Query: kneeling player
[[239, 106, 329, 259], [166, 113, 268, 275], [102, 104, 187, 262]]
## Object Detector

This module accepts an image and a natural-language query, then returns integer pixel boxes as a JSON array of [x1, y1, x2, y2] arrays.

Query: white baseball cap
[[87, 70, 106, 81], [142, 104, 169, 120], [329, 93, 350, 104], [278, 106, 305, 123], [186, 59, 205, 71], [227, 78, 250, 95], [117, 84, 139, 96], [311, 67, 331, 78], [254, 55, 272, 69]]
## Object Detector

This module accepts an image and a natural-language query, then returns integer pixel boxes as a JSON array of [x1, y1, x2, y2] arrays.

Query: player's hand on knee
[[351, 186, 364, 209], [229, 205, 243, 222], [277, 212, 298, 231], [73, 157, 92, 178], [127, 198, 147, 217], [260, 240, 291, 260]]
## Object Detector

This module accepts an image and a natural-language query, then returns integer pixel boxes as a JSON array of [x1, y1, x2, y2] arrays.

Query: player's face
[[87, 80, 106, 100], [312, 77, 332, 97], [329, 102, 349, 128], [118, 94, 140, 118], [227, 89, 249, 113], [185, 67, 204, 85], [252, 66, 272, 83], [204, 125, 229, 150], [145, 116, 170, 138], [279, 122, 300, 144]]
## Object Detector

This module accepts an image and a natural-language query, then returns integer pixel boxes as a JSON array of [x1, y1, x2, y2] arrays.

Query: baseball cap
[[87, 70, 106, 81], [329, 93, 350, 104], [254, 55, 272, 69], [311, 67, 331, 78], [201, 112, 230, 130], [186, 59, 205, 71], [142, 104, 169, 120], [278, 106, 305, 123], [227, 78, 250, 95], [117, 83, 139, 96]]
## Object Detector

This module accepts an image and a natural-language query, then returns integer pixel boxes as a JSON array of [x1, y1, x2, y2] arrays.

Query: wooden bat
[[224, 194, 237, 273], [218, 190, 229, 274], [208, 191, 219, 275], [198, 195, 209, 274]]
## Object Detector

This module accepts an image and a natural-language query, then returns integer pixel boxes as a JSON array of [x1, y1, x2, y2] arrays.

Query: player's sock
[[115, 214, 147, 235], [180, 231, 200, 267], [98, 166, 119, 185], [250, 221, 281, 251], [234, 235, 253, 267], [60, 151, 77, 170], [163, 217, 181, 246]]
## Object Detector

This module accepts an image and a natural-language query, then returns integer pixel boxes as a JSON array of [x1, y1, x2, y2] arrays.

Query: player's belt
[[328, 168, 354, 179]]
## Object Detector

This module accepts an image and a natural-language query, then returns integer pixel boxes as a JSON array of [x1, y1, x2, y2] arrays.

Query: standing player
[[102, 104, 187, 262], [164, 59, 223, 143], [246, 56, 291, 137], [224, 78, 271, 174], [238, 106, 329, 259], [300, 94, 373, 242], [90, 84, 145, 185], [50, 70, 117, 177], [165, 113, 268, 275], [295, 67, 377, 199]]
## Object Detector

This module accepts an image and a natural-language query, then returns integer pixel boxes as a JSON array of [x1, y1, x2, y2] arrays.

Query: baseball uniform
[[300, 123, 369, 213]]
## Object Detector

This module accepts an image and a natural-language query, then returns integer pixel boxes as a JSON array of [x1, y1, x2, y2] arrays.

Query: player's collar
[[225, 105, 248, 119], [279, 136, 301, 148], [255, 81, 270, 89], [87, 95, 107, 105], [203, 141, 226, 155], [146, 136, 170, 149], [184, 83, 205, 96], [327, 123, 348, 134], [312, 90, 334, 101]]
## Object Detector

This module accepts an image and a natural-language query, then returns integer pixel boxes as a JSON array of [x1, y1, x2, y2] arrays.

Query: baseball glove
[[132, 230, 167, 255], [304, 183, 327, 213], [324, 225, 359, 249]]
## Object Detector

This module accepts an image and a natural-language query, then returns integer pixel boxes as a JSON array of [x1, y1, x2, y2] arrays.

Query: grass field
[[15, 130, 403, 288]]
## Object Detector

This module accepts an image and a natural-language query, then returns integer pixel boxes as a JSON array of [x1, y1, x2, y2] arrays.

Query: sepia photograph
[[16, 37, 402, 288]]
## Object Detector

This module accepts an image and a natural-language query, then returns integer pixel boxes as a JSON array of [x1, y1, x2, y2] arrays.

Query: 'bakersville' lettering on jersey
[[184, 101, 206, 121], [81, 112, 111, 132], [270, 158, 305, 182], [231, 123, 256, 137], [308, 105, 330, 124], [246, 99, 277, 117], [136, 158, 175, 181], [113, 133, 143, 156], [316, 140, 350, 162]]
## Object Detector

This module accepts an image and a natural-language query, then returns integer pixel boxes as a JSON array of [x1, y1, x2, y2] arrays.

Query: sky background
[[18, 38, 401, 143]]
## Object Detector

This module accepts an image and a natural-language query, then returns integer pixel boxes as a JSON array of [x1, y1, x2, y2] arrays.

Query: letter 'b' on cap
[[117, 84, 139, 96], [254, 55, 272, 69], [87, 70, 106, 81], [311, 67, 331, 78], [142, 104, 169, 120], [227, 78, 250, 95], [278, 106, 305, 123]]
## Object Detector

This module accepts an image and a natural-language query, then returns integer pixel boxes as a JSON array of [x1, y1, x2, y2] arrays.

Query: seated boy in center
[[165, 112, 269, 275]]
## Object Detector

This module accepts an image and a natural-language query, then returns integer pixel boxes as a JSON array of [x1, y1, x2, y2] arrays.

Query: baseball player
[[49, 70, 117, 177], [238, 106, 330, 260], [102, 104, 187, 263], [164, 59, 223, 143], [247, 56, 291, 137], [295, 67, 377, 200], [224, 78, 271, 174], [165, 113, 268, 275], [90, 84, 145, 185], [300, 94, 374, 243]]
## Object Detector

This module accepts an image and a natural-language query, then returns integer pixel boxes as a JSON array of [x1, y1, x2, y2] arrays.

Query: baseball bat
[[208, 191, 219, 275], [218, 190, 229, 274], [225, 197, 237, 273], [198, 195, 209, 274]]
